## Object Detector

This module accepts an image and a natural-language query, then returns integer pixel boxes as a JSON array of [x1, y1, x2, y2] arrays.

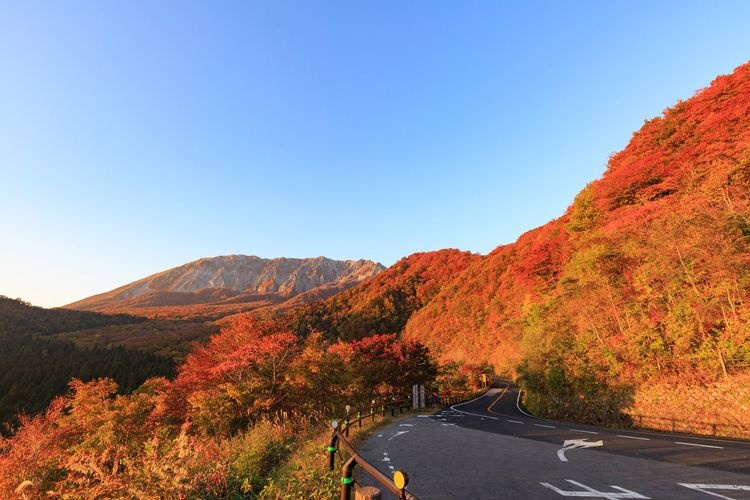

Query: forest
[[0, 297, 176, 432]]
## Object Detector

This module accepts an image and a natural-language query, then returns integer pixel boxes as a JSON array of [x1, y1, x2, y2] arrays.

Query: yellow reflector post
[[393, 470, 409, 489]]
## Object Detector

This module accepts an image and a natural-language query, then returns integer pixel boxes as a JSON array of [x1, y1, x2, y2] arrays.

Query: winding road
[[357, 383, 750, 499]]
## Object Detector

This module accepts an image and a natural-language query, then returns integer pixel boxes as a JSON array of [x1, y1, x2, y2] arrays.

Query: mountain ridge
[[66, 255, 385, 317]]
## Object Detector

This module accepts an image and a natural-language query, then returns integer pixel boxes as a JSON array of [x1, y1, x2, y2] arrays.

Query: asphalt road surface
[[357, 382, 750, 499]]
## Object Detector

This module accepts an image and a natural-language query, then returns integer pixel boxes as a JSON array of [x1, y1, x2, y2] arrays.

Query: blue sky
[[1, 1, 749, 307]]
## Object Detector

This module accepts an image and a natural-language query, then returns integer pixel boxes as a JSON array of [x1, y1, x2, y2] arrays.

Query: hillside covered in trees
[[0, 297, 177, 431], [280, 62, 750, 428], [284, 249, 481, 341], [400, 61, 750, 425]]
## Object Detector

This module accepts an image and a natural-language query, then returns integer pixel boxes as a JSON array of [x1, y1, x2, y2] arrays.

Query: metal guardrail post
[[341, 456, 356, 500], [328, 433, 339, 471]]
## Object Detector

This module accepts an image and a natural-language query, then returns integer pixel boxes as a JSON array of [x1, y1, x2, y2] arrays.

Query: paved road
[[357, 383, 750, 499]]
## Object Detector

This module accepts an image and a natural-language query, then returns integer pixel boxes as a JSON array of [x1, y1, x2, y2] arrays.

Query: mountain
[[67, 255, 385, 319]]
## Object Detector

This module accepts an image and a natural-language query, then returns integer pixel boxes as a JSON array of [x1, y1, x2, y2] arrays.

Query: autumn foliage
[[0, 315, 437, 497], [286, 249, 480, 341], [401, 61, 750, 426]]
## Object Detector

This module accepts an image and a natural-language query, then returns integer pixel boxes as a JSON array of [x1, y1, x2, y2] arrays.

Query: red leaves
[[177, 316, 297, 390]]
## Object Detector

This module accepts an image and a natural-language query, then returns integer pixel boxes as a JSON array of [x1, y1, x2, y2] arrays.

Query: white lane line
[[516, 389, 536, 418], [451, 390, 494, 409], [450, 391, 499, 420], [570, 428, 599, 434], [507, 419, 524, 424], [450, 407, 498, 420], [535, 424, 556, 429], [675, 441, 724, 449], [617, 435, 651, 441]]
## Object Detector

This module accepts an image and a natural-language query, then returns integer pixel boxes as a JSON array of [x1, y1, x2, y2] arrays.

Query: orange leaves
[[0, 397, 68, 497]]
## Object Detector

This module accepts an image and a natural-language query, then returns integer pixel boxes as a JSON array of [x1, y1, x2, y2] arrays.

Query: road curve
[[357, 382, 750, 499]]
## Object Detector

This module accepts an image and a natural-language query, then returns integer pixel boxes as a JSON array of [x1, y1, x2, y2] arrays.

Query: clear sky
[[1, 1, 749, 308]]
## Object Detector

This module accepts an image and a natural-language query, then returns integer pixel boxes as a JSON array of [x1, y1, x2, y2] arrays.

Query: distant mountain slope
[[67, 255, 385, 319], [285, 249, 481, 341], [401, 61, 750, 391]]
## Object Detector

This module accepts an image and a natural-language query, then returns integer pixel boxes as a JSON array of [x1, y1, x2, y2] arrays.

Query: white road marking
[[570, 428, 599, 434], [516, 389, 536, 418], [417, 415, 429, 417], [678, 483, 750, 500], [557, 439, 604, 462], [388, 431, 409, 441], [507, 419, 524, 424], [617, 435, 650, 441], [399, 423, 415, 427], [452, 390, 494, 407], [535, 424, 556, 429], [541, 479, 649, 499], [675, 441, 724, 449], [450, 407, 498, 420], [449, 388, 500, 420]]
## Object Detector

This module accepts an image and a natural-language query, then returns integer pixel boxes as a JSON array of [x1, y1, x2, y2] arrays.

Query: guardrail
[[631, 414, 750, 439], [326, 392, 483, 499], [327, 399, 416, 500]]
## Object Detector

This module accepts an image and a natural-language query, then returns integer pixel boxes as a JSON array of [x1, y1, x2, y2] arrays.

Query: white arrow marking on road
[[388, 431, 409, 441], [557, 439, 604, 462], [541, 479, 649, 499], [678, 483, 750, 500]]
